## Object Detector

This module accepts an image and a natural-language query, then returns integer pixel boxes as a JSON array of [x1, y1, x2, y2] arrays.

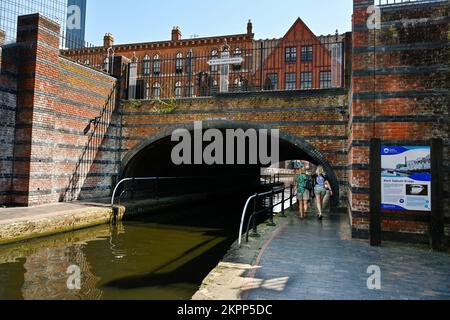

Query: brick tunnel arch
[[120, 121, 340, 207]]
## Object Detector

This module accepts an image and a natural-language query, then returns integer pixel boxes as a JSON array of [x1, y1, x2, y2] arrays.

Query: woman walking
[[296, 168, 311, 219], [314, 166, 333, 220]]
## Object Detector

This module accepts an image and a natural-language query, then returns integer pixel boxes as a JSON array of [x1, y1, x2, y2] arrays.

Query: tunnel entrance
[[120, 121, 340, 207]]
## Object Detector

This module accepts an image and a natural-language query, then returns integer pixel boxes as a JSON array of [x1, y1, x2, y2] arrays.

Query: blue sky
[[85, 0, 353, 45]]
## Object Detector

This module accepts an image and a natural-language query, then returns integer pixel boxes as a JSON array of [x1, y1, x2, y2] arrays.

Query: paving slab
[[245, 212, 450, 300]]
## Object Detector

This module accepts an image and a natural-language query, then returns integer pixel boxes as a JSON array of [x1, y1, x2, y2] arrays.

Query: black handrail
[[238, 184, 297, 246]]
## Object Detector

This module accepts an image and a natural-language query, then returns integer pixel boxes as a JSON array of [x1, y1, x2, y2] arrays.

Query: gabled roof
[[282, 17, 320, 42]]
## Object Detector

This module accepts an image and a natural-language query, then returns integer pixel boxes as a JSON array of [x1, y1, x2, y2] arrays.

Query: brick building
[[62, 18, 344, 99], [0, 0, 449, 247]]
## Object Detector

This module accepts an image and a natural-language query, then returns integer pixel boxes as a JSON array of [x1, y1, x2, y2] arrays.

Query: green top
[[297, 174, 310, 194]]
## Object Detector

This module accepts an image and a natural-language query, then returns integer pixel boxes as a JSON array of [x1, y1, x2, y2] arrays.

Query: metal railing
[[59, 32, 114, 75], [238, 184, 297, 247], [127, 37, 345, 100], [376, 0, 445, 6], [63, 83, 117, 202], [111, 177, 176, 207], [111, 174, 260, 207], [260, 173, 281, 185]]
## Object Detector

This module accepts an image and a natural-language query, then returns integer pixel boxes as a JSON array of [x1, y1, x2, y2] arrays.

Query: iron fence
[[127, 37, 345, 100], [376, 0, 446, 6], [59, 32, 113, 75]]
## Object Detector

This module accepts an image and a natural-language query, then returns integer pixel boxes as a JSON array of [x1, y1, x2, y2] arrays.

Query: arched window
[[152, 82, 161, 99], [153, 54, 161, 75], [175, 53, 184, 74], [143, 55, 151, 75], [210, 50, 219, 72], [233, 48, 242, 71], [175, 81, 183, 98]]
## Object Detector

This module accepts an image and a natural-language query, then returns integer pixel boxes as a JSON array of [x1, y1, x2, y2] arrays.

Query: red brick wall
[[119, 92, 349, 207], [0, 41, 19, 205], [0, 14, 118, 207], [350, 0, 450, 242]]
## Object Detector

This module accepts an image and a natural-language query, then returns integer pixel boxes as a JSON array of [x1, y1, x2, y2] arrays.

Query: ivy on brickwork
[[124, 97, 178, 114], [154, 96, 177, 114]]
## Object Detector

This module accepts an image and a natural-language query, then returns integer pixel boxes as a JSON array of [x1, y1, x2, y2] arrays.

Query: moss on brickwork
[[122, 92, 347, 114], [124, 97, 178, 114]]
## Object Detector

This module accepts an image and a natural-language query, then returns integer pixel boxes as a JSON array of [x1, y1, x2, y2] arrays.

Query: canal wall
[[350, 0, 450, 243], [0, 202, 114, 245], [0, 14, 118, 207]]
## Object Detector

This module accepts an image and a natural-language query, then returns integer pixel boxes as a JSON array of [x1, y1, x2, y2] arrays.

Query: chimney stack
[[171, 26, 182, 42], [103, 33, 114, 48], [247, 19, 253, 35]]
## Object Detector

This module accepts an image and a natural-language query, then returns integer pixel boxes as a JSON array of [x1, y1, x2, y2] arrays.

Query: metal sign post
[[431, 138, 444, 251], [370, 139, 382, 246], [207, 40, 244, 93]]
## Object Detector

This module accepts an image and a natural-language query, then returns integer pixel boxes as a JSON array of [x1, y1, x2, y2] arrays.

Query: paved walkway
[[246, 211, 450, 300]]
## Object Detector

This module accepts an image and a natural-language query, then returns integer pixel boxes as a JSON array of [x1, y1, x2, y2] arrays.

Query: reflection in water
[[0, 203, 241, 300]]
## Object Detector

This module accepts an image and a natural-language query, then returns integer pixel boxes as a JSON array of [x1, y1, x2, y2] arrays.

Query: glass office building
[[0, 0, 86, 47]]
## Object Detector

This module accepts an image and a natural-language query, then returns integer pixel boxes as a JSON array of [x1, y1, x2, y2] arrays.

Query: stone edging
[[192, 211, 294, 300]]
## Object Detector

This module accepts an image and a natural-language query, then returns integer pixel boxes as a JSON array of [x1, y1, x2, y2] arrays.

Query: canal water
[[0, 201, 244, 300]]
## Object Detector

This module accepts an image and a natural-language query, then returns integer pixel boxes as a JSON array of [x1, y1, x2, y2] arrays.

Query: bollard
[[267, 190, 276, 227]]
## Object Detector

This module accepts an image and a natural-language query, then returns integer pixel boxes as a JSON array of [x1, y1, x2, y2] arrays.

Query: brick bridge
[[0, 0, 448, 246]]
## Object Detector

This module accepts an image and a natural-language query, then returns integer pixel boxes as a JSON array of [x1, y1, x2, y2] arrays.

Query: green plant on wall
[[123, 96, 178, 114], [153, 96, 177, 114]]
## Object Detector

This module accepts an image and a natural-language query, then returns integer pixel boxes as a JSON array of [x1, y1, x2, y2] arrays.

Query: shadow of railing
[[62, 83, 117, 202]]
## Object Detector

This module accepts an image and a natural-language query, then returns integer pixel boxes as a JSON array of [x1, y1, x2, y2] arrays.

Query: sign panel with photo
[[381, 146, 431, 212]]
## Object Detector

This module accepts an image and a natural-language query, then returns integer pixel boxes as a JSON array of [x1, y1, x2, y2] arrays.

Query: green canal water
[[0, 203, 242, 300]]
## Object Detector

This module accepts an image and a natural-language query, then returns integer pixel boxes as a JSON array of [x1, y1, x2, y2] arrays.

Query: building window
[[301, 72, 312, 90], [210, 50, 219, 72], [268, 73, 278, 90], [153, 82, 161, 98], [301, 46, 313, 62], [285, 73, 297, 90], [232, 48, 242, 71], [320, 71, 332, 88], [153, 54, 161, 75], [175, 81, 183, 98], [285, 47, 297, 63], [175, 52, 184, 74], [143, 55, 151, 75]]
